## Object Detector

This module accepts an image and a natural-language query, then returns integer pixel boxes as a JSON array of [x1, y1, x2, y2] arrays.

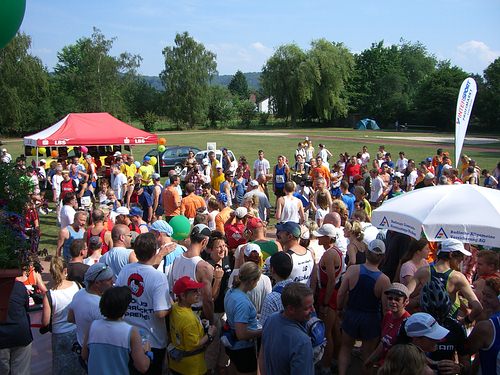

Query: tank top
[[287, 248, 314, 285], [171, 254, 202, 290], [274, 165, 287, 189], [347, 264, 382, 313], [62, 226, 85, 261], [280, 196, 300, 223], [50, 282, 80, 334], [480, 312, 500, 375], [219, 180, 232, 206], [430, 265, 460, 318], [86, 227, 109, 254], [23, 267, 36, 286], [60, 179, 75, 201], [88, 319, 133, 375]]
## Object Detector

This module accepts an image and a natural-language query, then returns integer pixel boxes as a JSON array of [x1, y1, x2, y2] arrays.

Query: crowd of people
[[0, 139, 499, 375]]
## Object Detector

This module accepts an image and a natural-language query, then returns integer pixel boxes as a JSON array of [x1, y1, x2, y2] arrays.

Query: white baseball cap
[[312, 224, 341, 240], [437, 238, 471, 256], [405, 312, 449, 340]]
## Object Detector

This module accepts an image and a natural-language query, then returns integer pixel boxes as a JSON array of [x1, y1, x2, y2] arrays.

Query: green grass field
[[4, 127, 499, 256]]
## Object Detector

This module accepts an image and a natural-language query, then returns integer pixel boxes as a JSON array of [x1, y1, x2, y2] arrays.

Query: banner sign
[[455, 77, 477, 167]]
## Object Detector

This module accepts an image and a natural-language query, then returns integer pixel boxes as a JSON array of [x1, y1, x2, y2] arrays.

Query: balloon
[[157, 145, 166, 152], [149, 156, 157, 166], [51, 150, 59, 158], [158, 137, 167, 145], [38, 147, 47, 155], [80, 146, 88, 154], [134, 161, 141, 168], [169, 215, 191, 241], [0, 0, 26, 49], [31, 148, 36, 156]]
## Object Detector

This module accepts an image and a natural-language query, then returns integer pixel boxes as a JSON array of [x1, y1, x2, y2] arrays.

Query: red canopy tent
[[23, 112, 158, 147]]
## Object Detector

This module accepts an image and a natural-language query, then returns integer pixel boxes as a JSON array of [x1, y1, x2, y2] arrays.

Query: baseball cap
[[143, 155, 151, 162], [405, 312, 449, 340], [113, 151, 122, 157], [243, 243, 262, 257], [215, 164, 223, 169], [39, 159, 46, 164], [115, 206, 130, 215], [98, 204, 110, 213], [368, 239, 386, 254], [89, 236, 103, 250], [217, 192, 228, 204], [84, 263, 114, 285], [152, 173, 161, 181], [385, 282, 410, 298], [191, 223, 211, 237], [1, 148, 6, 152], [150, 220, 173, 236], [426, 157, 432, 162], [312, 224, 341, 240], [249, 180, 259, 187], [425, 172, 435, 180], [437, 238, 471, 256], [300, 225, 310, 240], [173, 276, 204, 295], [275, 221, 301, 238], [202, 158, 209, 166], [129, 206, 143, 217], [246, 217, 264, 230], [234, 207, 248, 219]]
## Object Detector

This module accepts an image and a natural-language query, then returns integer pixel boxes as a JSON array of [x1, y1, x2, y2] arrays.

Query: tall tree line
[[0, 30, 498, 135]]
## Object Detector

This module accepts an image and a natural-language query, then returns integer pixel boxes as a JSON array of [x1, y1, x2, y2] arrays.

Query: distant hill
[[141, 72, 261, 92]]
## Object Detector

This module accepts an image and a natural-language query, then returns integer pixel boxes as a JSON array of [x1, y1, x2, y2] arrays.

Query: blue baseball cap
[[275, 221, 301, 238], [149, 220, 173, 236], [217, 192, 228, 204], [129, 206, 144, 217], [144, 155, 151, 162]]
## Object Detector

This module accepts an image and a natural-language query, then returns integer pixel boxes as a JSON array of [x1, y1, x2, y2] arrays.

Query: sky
[[21, 0, 500, 77]]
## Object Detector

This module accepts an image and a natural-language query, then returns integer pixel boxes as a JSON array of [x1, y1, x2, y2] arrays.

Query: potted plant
[[0, 162, 42, 322]]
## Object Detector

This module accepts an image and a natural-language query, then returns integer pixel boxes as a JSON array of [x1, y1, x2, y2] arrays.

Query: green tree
[[160, 32, 217, 128], [476, 58, 500, 130], [0, 32, 53, 135], [53, 27, 141, 118], [237, 100, 257, 127], [207, 85, 235, 128], [306, 39, 354, 121], [261, 44, 313, 125], [414, 61, 468, 130], [228, 70, 249, 99]]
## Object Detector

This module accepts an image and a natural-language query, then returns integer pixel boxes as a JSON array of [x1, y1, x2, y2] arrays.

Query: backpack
[[273, 283, 327, 364]]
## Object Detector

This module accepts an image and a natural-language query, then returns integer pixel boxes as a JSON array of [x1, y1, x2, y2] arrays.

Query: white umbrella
[[371, 184, 500, 247]]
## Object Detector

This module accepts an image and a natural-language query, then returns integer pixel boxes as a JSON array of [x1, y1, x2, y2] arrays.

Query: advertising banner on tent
[[455, 77, 477, 167]]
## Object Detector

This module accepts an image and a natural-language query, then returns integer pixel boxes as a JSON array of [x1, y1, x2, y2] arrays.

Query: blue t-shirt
[[341, 192, 356, 218], [224, 288, 260, 350], [262, 312, 314, 375]]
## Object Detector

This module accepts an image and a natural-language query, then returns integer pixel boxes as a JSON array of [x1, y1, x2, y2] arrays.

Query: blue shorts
[[342, 309, 381, 340]]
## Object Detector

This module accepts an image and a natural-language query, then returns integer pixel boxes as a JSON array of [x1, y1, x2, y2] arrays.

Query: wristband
[[207, 334, 214, 343], [145, 351, 154, 361]]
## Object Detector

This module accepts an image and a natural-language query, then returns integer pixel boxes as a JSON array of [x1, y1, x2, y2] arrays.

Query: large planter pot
[[0, 268, 23, 323]]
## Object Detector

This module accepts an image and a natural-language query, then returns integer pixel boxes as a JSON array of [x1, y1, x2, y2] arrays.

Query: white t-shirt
[[361, 152, 370, 166], [370, 176, 385, 202], [52, 174, 64, 199], [406, 170, 418, 190], [111, 172, 128, 200], [116, 262, 171, 349], [59, 205, 76, 228], [396, 158, 408, 172], [228, 269, 272, 314], [69, 288, 103, 345], [253, 158, 270, 178]]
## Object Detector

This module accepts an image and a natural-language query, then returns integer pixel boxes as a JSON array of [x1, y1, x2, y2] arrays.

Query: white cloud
[[251, 42, 272, 54], [454, 40, 499, 74], [207, 42, 273, 74]]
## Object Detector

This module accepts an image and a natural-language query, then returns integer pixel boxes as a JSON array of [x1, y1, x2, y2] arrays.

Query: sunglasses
[[92, 264, 110, 283]]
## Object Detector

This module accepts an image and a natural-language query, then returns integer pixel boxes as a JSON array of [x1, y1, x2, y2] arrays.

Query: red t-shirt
[[345, 163, 361, 183], [224, 222, 247, 250], [380, 310, 411, 363]]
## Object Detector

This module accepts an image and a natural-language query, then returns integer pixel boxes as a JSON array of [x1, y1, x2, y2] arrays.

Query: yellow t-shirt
[[121, 163, 137, 179], [211, 173, 225, 192], [139, 164, 155, 186], [169, 303, 207, 375]]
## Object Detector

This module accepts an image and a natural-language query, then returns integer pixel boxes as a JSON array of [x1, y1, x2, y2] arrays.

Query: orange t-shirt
[[311, 165, 330, 185], [181, 194, 206, 219], [163, 186, 181, 216], [215, 207, 232, 234]]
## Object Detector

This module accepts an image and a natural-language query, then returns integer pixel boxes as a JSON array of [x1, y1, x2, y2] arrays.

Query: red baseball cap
[[246, 217, 264, 230], [173, 276, 204, 295]]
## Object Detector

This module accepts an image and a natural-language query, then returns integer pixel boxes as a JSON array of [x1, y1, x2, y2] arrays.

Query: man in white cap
[[407, 238, 483, 320], [402, 312, 450, 353], [67, 263, 114, 346], [243, 180, 271, 222], [337, 239, 391, 375], [224, 206, 249, 252], [1, 148, 12, 163]]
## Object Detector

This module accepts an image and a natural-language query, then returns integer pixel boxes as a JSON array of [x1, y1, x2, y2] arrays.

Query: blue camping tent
[[355, 118, 380, 130]]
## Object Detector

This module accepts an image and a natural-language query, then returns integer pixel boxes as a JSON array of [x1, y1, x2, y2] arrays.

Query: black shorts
[[274, 187, 285, 198], [225, 346, 257, 373]]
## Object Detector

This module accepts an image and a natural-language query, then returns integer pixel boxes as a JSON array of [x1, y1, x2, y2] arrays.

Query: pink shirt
[[400, 259, 428, 283]]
